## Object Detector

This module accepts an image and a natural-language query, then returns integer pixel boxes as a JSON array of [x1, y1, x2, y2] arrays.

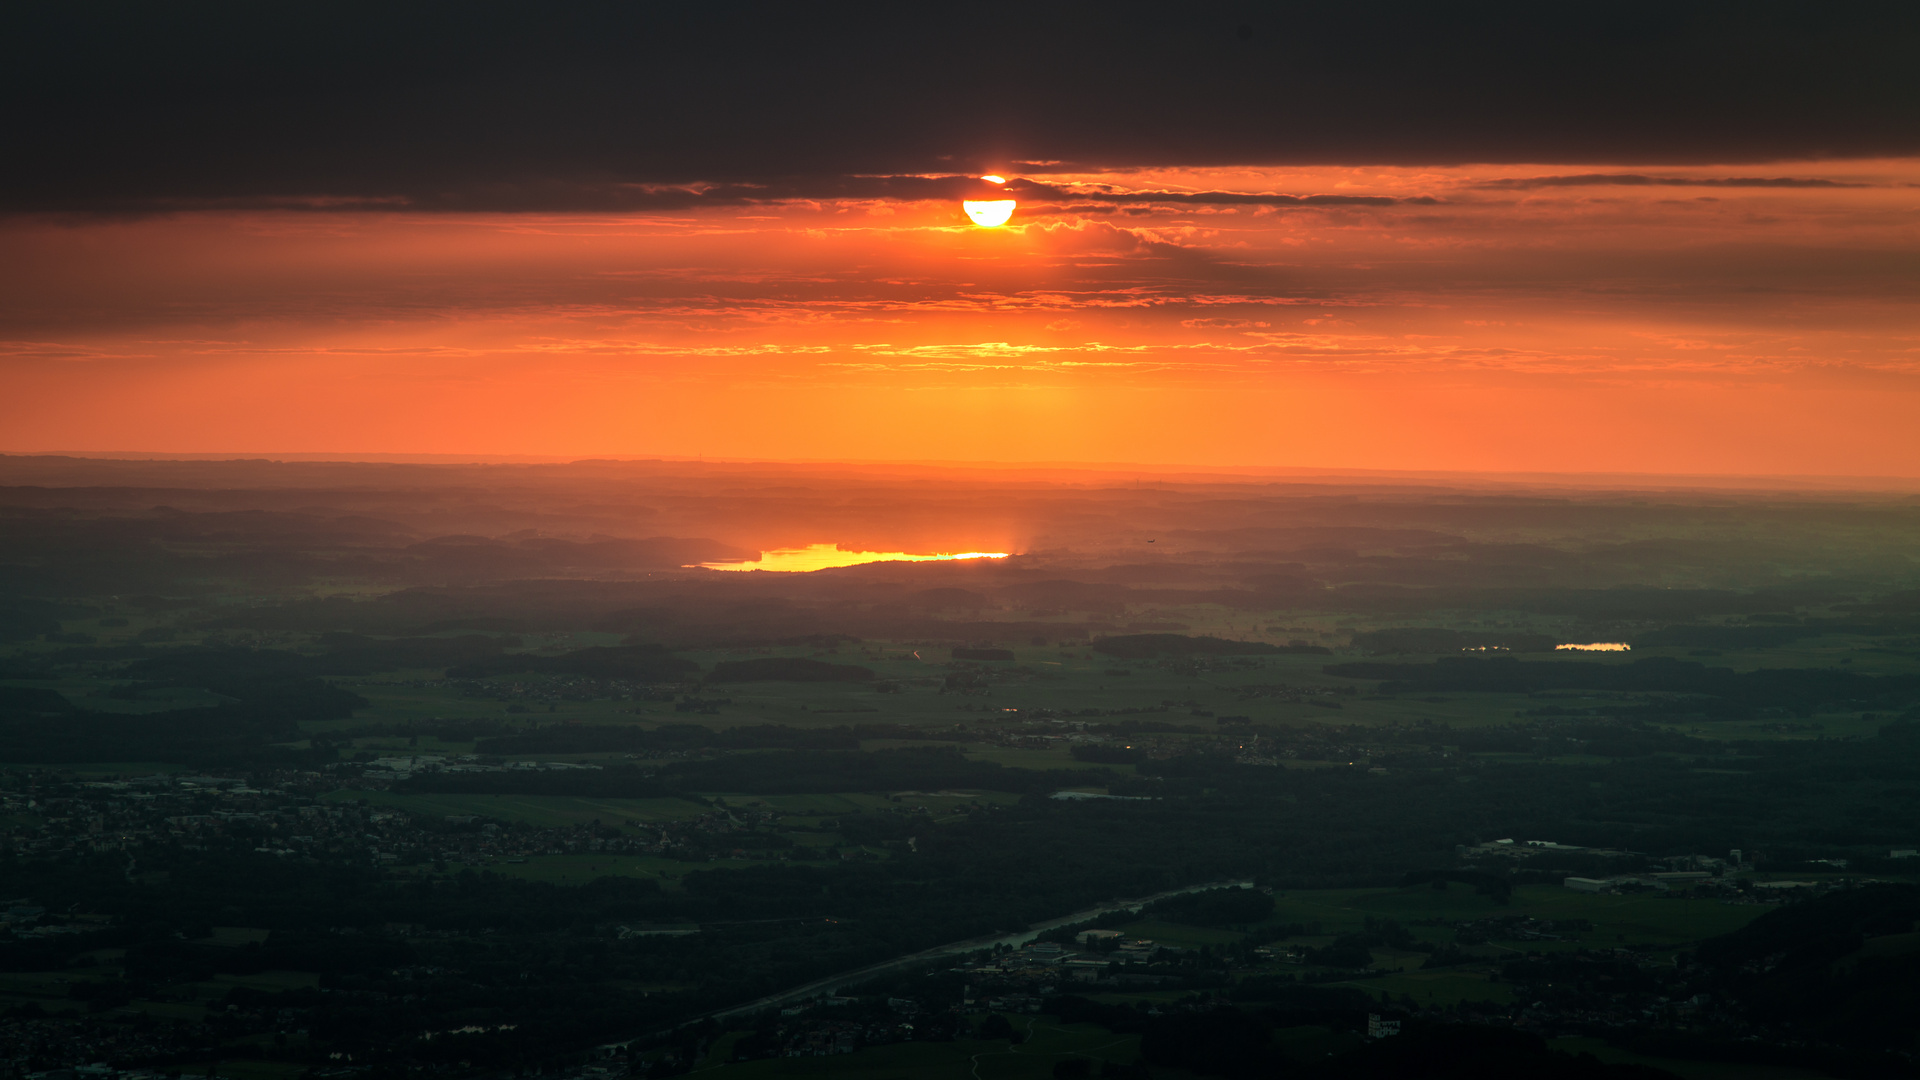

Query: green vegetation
[[4, 459, 1920, 1077]]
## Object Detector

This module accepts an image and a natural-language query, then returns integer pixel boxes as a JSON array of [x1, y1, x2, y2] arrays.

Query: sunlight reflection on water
[[1556, 642, 1631, 651], [693, 543, 1009, 573]]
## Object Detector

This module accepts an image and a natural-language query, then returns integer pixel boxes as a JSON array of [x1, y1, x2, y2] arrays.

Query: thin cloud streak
[[1474, 173, 1875, 190]]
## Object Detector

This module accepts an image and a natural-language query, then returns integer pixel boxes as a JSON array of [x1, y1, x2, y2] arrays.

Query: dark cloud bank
[[4, 0, 1918, 213]]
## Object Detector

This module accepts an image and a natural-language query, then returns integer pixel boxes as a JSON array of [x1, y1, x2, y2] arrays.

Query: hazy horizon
[[10, 450, 1920, 492]]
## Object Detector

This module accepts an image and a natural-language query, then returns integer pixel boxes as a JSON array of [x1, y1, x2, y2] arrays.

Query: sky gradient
[[6, 4, 1918, 476]]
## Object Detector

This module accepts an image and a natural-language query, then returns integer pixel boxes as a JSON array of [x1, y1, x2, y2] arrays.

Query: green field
[[1324, 969, 1514, 1006], [190, 1060, 309, 1080], [22, 616, 1907, 748], [293, 636, 1541, 734], [473, 852, 792, 885], [961, 744, 1124, 772], [0, 970, 86, 1013], [320, 787, 1020, 828], [192, 970, 320, 997], [1260, 882, 1767, 949], [1115, 919, 1245, 948], [1546, 1037, 1834, 1080], [284, 628, 1916, 744]]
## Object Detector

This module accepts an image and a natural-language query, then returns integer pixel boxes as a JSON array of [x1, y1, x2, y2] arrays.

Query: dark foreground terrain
[[2, 456, 1918, 1079]]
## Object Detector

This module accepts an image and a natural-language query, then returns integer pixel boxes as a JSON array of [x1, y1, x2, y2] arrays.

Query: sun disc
[[963, 199, 1016, 227]]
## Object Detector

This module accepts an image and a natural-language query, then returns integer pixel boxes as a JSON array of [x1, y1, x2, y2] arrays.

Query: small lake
[[695, 542, 1008, 573]]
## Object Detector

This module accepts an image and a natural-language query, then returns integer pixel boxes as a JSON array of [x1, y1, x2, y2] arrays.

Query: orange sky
[[3, 160, 1917, 476]]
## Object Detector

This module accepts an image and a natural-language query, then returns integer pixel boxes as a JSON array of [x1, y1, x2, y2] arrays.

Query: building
[[1651, 871, 1712, 884], [1062, 959, 1107, 981], [1565, 875, 1671, 893]]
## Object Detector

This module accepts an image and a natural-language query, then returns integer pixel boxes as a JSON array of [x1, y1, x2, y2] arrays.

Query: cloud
[[0, 173, 1434, 216], [1006, 181, 1430, 208], [4, 3, 1917, 212], [1181, 319, 1272, 330], [0, 340, 133, 361], [1476, 174, 1873, 190]]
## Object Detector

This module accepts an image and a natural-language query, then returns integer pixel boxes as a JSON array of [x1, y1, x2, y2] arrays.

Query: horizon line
[[5, 449, 1920, 494]]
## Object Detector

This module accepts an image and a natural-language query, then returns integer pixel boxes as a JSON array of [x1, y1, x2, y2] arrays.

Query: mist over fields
[[3, 455, 1918, 1078]]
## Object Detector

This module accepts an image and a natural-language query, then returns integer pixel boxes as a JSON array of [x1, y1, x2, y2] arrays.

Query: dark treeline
[[1126, 721, 1920, 861], [407, 719, 1920, 878], [1327, 655, 1920, 718], [1349, 620, 1920, 654], [1316, 584, 1878, 620], [4, 640, 503, 683], [400, 747, 1108, 798], [0, 707, 329, 764], [114, 649, 373, 716], [473, 721, 974, 755], [704, 657, 874, 683], [1093, 634, 1329, 659], [0, 647, 367, 763], [1348, 627, 1561, 654], [446, 643, 695, 681], [1141, 887, 1276, 928], [1054, 994, 1677, 1079], [311, 633, 515, 673], [0, 597, 82, 641], [1691, 883, 1920, 1052], [474, 722, 859, 755]]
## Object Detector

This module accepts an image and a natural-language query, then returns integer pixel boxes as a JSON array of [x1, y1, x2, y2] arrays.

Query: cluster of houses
[[1453, 837, 1875, 900], [356, 754, 602, 782], [0, 768, 784, 887]]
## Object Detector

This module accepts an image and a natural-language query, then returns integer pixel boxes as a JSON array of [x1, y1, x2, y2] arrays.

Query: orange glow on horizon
[[3, 159, 1918, 477], [696, 544, 1011, 572]]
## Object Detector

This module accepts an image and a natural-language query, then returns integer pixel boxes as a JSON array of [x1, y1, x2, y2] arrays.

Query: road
[[603, 877, 1254, 1047]]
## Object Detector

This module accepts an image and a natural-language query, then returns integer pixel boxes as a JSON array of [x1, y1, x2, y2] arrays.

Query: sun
[[963, 175, 1015, 226], [963, 200, 1016, 227]]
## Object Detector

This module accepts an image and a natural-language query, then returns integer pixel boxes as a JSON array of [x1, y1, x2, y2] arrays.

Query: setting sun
[[962, 198, 1015, 226]]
